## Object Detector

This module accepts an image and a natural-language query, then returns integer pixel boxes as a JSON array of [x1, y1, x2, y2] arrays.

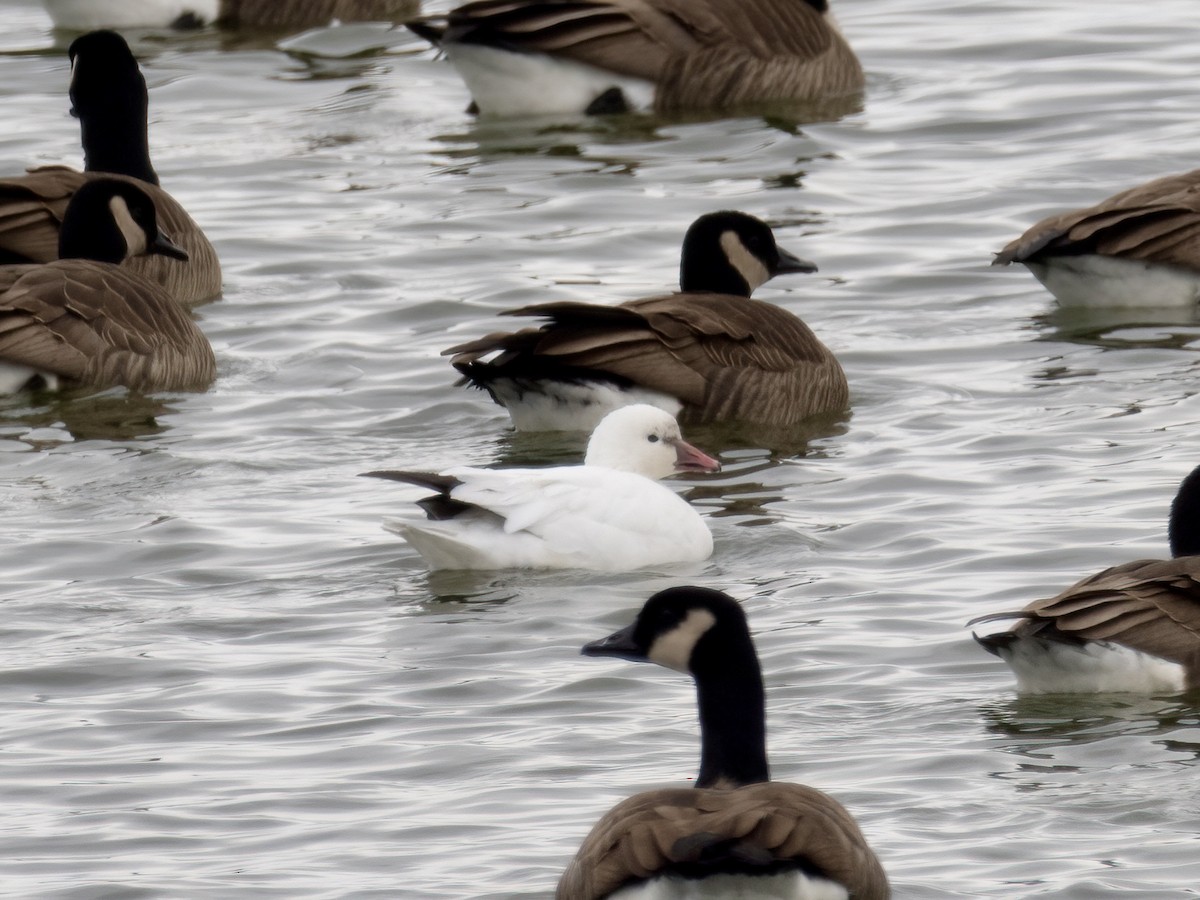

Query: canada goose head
[[583, 404, 720, 480], [679, 211, 817, 297], [69, 30, 158, 185], [58, 179, 189, 265], [1167, 464, 1200, 557], [583, 586, 768, 788]]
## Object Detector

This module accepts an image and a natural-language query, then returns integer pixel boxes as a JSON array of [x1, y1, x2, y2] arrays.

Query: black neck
[[693, 633, 769, 788], [1169, 465, 1200, 557], [76, 83, 158, 185], [680, 250, 751, 297]]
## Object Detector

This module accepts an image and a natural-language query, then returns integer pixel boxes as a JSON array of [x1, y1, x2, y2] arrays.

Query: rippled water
[[3, 0, 1200, 896]]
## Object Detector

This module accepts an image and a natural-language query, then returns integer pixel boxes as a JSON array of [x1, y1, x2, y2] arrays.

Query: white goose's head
[[583, 404, 720, 480]]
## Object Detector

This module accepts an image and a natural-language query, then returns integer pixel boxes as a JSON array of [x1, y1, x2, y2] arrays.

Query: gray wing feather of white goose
[[556, 783, 890, 900], [995, 168, 1200, 270], [0, 260, 216, 392], [447, 293, 848, 426], [417, 0, 863, 110], [0, 167, 221, 308]]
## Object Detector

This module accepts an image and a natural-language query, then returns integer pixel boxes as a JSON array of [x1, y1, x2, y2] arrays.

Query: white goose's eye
[[647, 434, 660, 443]]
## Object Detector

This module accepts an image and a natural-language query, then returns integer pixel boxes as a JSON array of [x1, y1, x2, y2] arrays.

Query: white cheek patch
[[109, 195, 147, 257], [648, 609, 717, 673], [720, 231, 771, 292]]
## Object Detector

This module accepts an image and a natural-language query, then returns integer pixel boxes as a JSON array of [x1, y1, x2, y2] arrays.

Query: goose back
[[410, 0, 863, 114], [449, 292, 848, 426], [557, 783, 889, 899], [971, 464, 1200, 692], [0, 259, 215, 393], [996, 169, 1200, 272]]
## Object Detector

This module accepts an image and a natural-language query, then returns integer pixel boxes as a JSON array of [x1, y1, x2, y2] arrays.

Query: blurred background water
[[2, 0, 1200, 896]]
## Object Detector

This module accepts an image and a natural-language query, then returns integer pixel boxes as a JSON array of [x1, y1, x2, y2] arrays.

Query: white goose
[[361, 404, 719, 571]]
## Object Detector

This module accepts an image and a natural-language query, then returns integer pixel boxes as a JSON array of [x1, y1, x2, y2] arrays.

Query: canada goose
[[41, 0, 419, 30], [445, 210, 848, 432], [406, 0, 863, 117], [969, 464, 1200, 694], [0, 178, 216, 395], [560, 586, 890, 899], [360, 404, 719, 571], [994, 168, 1200, 308], [0, 30, 220, 308]]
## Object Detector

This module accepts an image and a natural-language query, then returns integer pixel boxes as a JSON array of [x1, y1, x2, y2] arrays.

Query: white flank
[[42, 0, 219, 28], [443, 44, 656, 117], [1026, 255, 1200, 308], [997, 636, 1186, 694], [488, 379, 682, 433], [0, 362, 59, 395], [609, 870, 850, 900]]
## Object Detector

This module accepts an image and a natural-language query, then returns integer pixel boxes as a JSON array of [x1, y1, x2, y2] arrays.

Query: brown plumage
[[972, 558, 1200, 690], [971, 464, 1200, 692], [0, 168, 221, 310], [996, 168, 1200, 271], [0, 261, 216, 393], [558, 783, 889, 899], [449, 293, 847, 426], [408, 0, 863, 114], [218, 0, 419, 28], [0, 179, 215, 395]]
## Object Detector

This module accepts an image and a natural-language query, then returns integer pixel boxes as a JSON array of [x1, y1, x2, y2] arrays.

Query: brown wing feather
[[0, 260, 216, 392], [1000, 558, 1200, 681], [425, 0, 863, 107], [0, 167, 221, 308], [556, 783, 889, 900], [218, 0, 418, 27], [996, 168, 1200, 271]]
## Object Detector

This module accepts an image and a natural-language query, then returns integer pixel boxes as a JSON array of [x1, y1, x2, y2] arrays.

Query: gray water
[[3, 0, 1200, 896]]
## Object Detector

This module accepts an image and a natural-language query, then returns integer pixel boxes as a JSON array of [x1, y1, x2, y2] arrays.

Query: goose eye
[[647, 434, 660, 443]]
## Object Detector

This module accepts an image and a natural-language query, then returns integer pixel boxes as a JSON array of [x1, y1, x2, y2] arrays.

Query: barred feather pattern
[[995, 168, 1200, 271], [976, 557, 1200, 689], [447, 292, 847, 427], [556, 783, 889, 900], [415, 0, 864, 110], [0, 259, 216, 392]]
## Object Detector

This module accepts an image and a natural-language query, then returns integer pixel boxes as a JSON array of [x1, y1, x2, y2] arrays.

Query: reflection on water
[[1035, 303, 1200, 350], [0, 389, 173, 445]]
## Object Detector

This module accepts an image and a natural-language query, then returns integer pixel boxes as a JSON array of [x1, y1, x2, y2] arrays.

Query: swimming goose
[[0, 178, 216, 395], [445, 210, 847, 432], [560, 586, 890, 900], [360, 404, 719, 571], [406, 0, 863, 117], [994, 168, 1200, 308], [0, 30, 220, 308], [970, 464, 1200, 694], [41, 0, 418, 30]]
